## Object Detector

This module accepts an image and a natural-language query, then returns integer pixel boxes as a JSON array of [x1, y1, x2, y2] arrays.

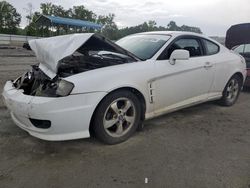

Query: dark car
[[232, 44, 250, 87], [22, 42, 31, 50], [225, 23, 250, 88]]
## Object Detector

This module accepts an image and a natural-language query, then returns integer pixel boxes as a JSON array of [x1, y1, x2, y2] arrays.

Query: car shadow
[[0, 98, 233, 156], [143, 100, 217, 131]]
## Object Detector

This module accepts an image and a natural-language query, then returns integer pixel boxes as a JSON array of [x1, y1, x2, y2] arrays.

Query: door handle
[[204, 62, 213, 68]]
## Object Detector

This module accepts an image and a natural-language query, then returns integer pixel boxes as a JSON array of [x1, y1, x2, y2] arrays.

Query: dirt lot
[[0, 48, 250, 188]]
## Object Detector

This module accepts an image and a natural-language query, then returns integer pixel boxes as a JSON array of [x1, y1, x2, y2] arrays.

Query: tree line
[[0, 1, 202, 40]]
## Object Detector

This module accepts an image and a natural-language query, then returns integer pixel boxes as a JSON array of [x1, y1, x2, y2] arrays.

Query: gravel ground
[[0, 48, 250, 188]]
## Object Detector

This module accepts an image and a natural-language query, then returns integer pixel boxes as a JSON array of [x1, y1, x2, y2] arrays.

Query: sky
[[6, 0, 250, 36]]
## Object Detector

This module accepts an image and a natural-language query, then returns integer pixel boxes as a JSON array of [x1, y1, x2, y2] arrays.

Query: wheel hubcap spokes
[[103, 98, 136, 137], [226, 79, 239, 101]]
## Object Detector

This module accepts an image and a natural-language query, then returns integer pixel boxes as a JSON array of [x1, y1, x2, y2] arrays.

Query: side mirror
[[169, 49, 190, 65]]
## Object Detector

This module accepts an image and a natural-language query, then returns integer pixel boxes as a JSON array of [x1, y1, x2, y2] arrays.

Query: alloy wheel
[[226, 78, 239, 103], [103, 97, 136, 137]]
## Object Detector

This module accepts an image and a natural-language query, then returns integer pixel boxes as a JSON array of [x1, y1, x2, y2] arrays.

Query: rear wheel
[[92, 90, 142, 144], [219, 75, 242, 106]]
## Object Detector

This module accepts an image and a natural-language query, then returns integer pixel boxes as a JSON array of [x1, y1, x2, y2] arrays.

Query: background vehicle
[[2, 32, 246, 144], [232, 44, 250, 87], [226, 23, 250, 87], [225, 23, 250, 49]]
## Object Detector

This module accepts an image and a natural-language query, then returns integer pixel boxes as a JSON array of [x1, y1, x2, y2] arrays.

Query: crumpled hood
[[29, 33, 94, 78]]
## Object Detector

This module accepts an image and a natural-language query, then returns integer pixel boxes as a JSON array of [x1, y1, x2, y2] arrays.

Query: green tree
[[39, 3, 69, 36], [148, 20, 157, 31], [40, 3, 54, 15], [70, 5, 97, 33], [71, 5, 96, 22], [25, 11, 41, 36], [97, 14, 119, 40], [180, 25, 202, 34], [116, 20, 202, 40], [26, 3, 102, 36], [24, 2, 203, 39], [0, 1, 21, 34], [166, 21, 202, 33], [167, 21, 180, 31]]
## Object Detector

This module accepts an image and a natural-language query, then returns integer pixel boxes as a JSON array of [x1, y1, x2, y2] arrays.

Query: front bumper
[[2, 81, 107, 141]]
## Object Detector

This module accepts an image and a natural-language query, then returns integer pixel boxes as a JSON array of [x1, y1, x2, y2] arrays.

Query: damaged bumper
[[2, 81, 106, 141]]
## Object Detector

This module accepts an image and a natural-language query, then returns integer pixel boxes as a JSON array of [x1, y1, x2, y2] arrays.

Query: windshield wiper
[[91, 52, 131, 61], [101, 53, 128, 60]]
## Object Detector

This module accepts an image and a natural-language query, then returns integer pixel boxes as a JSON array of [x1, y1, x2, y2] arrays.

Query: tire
[[92, 90, 142, 144], [219, 74, 242, 106]]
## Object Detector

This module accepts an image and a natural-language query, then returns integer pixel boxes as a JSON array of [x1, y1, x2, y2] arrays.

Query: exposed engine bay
[[56, 34, 137, 78], [12, 34, 139, 97], [13, 65, 58, 97], [58, 50, 135, 77], [13, 50, 135, 97]]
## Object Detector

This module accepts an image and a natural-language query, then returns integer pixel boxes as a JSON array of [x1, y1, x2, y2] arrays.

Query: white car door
[[151, 37, 215, 115]]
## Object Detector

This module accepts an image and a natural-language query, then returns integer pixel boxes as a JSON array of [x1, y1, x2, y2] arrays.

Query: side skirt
[[145, 92, 222, 120]]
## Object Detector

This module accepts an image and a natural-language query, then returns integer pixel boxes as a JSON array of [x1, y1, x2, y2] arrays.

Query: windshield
[[116, 34, 171, 60]]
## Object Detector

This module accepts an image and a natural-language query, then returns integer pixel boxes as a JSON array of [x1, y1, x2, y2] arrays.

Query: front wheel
[[219, 75, 242, 106], [92, 90, 142, 144]]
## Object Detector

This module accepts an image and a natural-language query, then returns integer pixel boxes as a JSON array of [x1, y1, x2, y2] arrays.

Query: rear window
[[244, 44, 250, 53], [233, 44, 244, 53], [203, 39, 219, 55]]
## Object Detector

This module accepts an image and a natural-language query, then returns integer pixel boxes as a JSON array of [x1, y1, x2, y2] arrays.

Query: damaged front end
[[13, 65, 74, 97], [12, 33, 139, 97]]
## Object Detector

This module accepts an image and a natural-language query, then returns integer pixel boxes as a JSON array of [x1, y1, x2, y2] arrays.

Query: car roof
[[132, 31, 225, 48], [135, 31, 205, 38]]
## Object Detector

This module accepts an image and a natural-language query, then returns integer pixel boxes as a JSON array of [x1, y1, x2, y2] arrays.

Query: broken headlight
[[13, 71, 34, 89], [54, 79, 74, 97], [36, 79, 74, 97]]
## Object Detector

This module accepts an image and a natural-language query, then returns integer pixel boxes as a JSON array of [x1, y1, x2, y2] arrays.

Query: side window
[[203, 39, 219, 55], [161, 38, 202, 60], [244, 44, 250, 53], [233, 44, 244, 54]]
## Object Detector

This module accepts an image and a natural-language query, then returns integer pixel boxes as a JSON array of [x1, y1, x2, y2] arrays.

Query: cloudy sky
[[6, 0, 250, 36]]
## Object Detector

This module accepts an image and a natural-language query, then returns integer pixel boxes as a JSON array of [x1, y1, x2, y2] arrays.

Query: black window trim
[[157, 35, 220, 60], [201, 38, 220, 56]]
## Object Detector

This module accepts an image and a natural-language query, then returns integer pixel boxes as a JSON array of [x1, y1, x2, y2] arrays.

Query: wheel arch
[[222, 72, 244, 93], [219, 71, 244, 106], [231, 72, 244, 86], [89, 87, 147, 133]]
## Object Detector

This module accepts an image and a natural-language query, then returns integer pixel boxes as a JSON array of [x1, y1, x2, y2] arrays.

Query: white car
[[2, 31, 247, 144]]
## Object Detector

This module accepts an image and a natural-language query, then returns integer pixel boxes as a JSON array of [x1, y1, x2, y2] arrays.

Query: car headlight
[[35, 79, 74, 97], [55, 79, 74, 97]]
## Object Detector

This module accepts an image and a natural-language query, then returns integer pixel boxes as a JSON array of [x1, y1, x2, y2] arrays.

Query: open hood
[[29, 33, 94, 78], [29, 33, 139, 78]]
